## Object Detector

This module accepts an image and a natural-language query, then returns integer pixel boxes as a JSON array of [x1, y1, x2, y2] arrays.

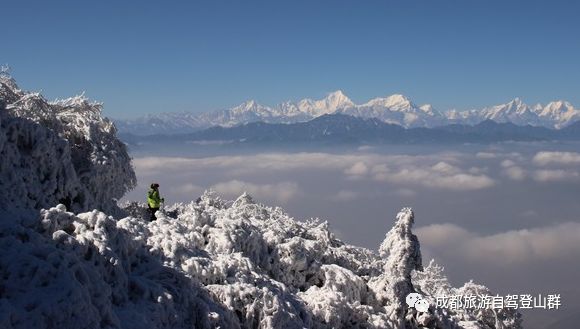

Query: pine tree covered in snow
[[0, 77, 522, 328]]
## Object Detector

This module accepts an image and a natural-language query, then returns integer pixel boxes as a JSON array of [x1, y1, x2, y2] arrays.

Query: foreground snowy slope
[[0, 76, 521, 328], [1, 193, 522, 329]]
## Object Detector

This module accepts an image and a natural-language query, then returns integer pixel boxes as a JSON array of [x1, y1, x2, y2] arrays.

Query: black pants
[[148, 207, 159, 221]]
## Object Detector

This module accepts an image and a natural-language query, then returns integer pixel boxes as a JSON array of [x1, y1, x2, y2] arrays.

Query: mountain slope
[[121, 114, 574, 146], [114, 112, 207, 135], [341, 94, 446, 128], [0, 191, 523, 329], [188, 114, 406, 144], [539, 100, 580, 128]]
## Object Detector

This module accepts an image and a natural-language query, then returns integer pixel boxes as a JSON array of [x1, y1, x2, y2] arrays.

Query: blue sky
[[3, 0, 580, 118]]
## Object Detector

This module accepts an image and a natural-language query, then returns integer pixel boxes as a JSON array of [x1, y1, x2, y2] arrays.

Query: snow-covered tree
[[413, 259, 454, 299], [368, 208, 423, 328], [0, 75, 136, 213]]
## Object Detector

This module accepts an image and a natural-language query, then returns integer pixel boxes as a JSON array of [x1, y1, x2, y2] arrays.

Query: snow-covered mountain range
[[125, 113, 580, 146], [1, 76, 524, 328], [115, 91, 580, 135]]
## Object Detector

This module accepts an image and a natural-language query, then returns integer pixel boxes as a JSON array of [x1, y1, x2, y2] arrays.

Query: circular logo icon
[[415, 298, 430, 312], [406, 292, 430, 312]]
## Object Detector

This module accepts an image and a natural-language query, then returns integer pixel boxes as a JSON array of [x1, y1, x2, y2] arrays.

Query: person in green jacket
[[147, 183, 164, 221]]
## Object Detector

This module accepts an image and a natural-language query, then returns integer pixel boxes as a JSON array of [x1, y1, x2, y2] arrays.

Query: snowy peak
[[238, 99, 258, 109], [447, 97, 579, 128], [114, 92, 580, 135], [324, 90, 352, 105], [540, 100, 576, 117], [299, 90, 355, 116], [450, 98, 537, 126], [346, 94, 445, 128], [386, 93, 410, 103], [510, 97, 523, 105], [419, 104, 435, 114], [485, 97, 532, 117], [326, 90, 354, 106], [505, 97, 522, 109], [230, 99, 271, 116], [539, 100, 580, 128], [364, 94, 415, 110]]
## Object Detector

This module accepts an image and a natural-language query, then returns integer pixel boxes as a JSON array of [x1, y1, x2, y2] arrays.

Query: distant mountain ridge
[[114, 91, 580, 135], [120, 113, 580, 146]]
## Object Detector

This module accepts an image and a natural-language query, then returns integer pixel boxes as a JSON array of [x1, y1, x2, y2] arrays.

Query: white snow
[[0, 76, 523, 328], [6, 193, 523, 329], [445, 98, 580, 129], [0, 75, 136, 213]]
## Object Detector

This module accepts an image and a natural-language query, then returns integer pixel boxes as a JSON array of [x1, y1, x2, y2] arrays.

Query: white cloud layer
[[532, 169, 580, 182], [533, 151, 580, 166], [416, 222, 580, 265], [133, 152, 494, 191], [134, 153, 464, 175], [344, 161, 369, 176], [372, 162, 494, 191], [131, 149, 580, 205], [503, 166, 527, 181]]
